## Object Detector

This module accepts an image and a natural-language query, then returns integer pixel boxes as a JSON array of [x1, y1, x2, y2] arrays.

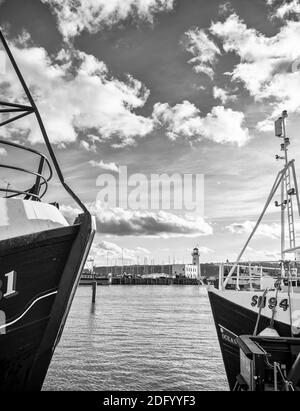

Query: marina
[[80, 248, 218, 286]]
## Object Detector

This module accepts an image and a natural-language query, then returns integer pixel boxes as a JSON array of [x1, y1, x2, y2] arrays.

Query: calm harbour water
[[43, 285, 228, 391]]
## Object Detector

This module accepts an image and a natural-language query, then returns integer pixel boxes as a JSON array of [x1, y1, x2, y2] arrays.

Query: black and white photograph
[[0, 0, 300, 396]]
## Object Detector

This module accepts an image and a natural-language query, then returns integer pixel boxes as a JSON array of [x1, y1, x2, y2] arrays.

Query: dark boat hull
[[0, 217, 94, 391], [208, 289, 292, 391]]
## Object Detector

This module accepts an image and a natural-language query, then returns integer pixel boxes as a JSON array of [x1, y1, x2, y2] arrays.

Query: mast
[[223, 110, 300, 289], [275, 111, 296, 260], [281, 178, 285, 260]]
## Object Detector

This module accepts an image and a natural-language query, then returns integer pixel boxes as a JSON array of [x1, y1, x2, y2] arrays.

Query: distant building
[[86, 246, 219, 281], [171, 263, 198, 279], [184, 264, 198, 279]]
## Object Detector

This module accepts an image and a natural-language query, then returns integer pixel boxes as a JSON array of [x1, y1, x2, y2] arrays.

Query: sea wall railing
[[0, 139, 53, 201], [218, 262, 300, 291]]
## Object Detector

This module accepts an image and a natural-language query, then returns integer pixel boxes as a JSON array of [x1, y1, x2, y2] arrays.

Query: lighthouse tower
[[191, 247, 201, 279]]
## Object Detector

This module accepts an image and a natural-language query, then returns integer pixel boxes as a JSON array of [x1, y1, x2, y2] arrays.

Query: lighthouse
[[191, 247, 201, 279]]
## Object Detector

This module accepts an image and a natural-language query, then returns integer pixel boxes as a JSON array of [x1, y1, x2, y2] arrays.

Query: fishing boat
[[208, 110, 300, 390], [0, 31, 95, 391]]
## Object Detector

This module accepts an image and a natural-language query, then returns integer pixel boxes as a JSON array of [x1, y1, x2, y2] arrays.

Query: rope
[[283, 261, 294, 337], [269, 278, 281, 329], [253, 288, 269, 336], [288, 283, 293, 337], [274, 362, 295, 391], [263, 356, 295, 391]]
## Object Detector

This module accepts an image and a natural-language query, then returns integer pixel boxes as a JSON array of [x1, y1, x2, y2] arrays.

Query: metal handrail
[[0, 188, 41, 200], [0, 139, 52, 201], [0, 139, 53, 181], [0, 30, 89, 214], [218, 261, 300, 291]]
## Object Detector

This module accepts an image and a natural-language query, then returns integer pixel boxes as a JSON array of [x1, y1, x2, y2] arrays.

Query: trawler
[[208, 110, 300, 391], [0, 31, 95, 390]]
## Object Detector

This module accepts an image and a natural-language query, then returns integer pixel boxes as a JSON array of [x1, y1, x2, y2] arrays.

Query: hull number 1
[[0, 271, 17, 300]]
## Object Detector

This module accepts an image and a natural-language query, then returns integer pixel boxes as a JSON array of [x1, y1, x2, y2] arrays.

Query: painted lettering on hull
[[218, 324, 239, 347], [0, 271, 17, 335], [0, 271, 17, 301], [251, 295, 289, 312]]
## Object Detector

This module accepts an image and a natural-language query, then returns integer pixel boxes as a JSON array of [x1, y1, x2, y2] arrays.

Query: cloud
[[226, 220, 281, 239], [153, 100, 250, 146], [243, 246, 281, 261], [89, 160, 119, 172], [41, 0, 175, 40], [0, 36, 153, 146], [0, 147, 7, 156], [59, 204, 82, 224], [256, 118, 274, 132], [269, 0, 300, 19], [210, 12, 300, 118], [80, 134, 105, 152], [91, 202, 213, 237], [213, 86, 237, 104], [182, 28, 221, 78], [80, 140, 96, 152], [2, 30, 253, 150], [60, 202, 213, 237], [226, 219, 300, 243], [197, 246, 214, 254], [89, 239, 150, 264], [218, 2, 233, 15]]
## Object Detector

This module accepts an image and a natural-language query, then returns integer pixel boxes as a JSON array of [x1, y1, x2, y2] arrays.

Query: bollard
[[92, 281, 97, 303]]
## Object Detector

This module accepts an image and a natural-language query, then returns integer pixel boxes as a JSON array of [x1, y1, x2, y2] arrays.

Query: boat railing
[[218, 262, 300, 291], [0, 139, 53, 201]]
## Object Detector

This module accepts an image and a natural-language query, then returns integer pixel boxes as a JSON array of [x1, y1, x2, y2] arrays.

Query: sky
[[1, 0, 300, 266]]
